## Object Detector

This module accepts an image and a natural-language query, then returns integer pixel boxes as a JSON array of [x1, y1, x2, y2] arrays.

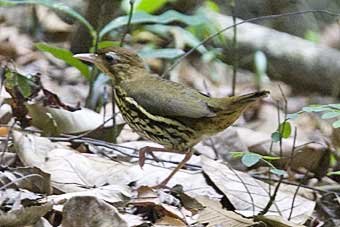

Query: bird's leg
[[138, 146, 184, 168], [152, 149, 193, 189]]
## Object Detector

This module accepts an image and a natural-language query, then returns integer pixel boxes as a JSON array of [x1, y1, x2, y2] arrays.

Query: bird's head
[[74, 47, 146, 84]]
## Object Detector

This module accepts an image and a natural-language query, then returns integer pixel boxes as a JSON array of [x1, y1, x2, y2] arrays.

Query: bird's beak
[[73, 53, 98, 64]]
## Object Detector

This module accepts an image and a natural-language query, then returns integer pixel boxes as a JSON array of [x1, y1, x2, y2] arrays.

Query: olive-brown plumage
[[74, 47, 269, 187]]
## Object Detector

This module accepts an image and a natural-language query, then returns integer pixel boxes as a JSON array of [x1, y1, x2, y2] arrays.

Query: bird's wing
[[119, 77, 216, 118]]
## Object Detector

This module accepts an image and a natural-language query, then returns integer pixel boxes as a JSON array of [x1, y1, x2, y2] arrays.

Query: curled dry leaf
[[27, 103, 105, 135], [201, 156, 315, 224]]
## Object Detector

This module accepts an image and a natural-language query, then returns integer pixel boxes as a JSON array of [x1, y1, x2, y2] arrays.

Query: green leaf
[[230, 152, 244, 158], [0, 0, 95, 38], [262, 156, 281, 160], [138, 48, 184, 59], [321, 111, 340, 119], [270, 168, 286, 176], [279, 121, 291, 138], [241, 153, 261, 167], [286, 113, 299, 120], [302, 106, 328, 113], [271, 131, 281, 142], [204, 0, 220, 12], [16, 74, 32, 98], [35, 43, 90, 80], [100, 10, 204, 39], [90, 41, 119, 52], [328, 104, 340, 110], [327, 171, 340, 176], [136, 0, 167, 13], [304, 30, 320, 43], [332, 120, 340, 128]]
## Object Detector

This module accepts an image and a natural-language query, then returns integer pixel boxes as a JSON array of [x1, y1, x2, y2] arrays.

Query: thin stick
[[231, 3, 238, 96], [163, 9, 340, 75], [120, 0, 135, 47]]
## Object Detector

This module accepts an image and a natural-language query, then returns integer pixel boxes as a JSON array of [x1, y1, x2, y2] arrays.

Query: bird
[[74, 47, 269, 188]]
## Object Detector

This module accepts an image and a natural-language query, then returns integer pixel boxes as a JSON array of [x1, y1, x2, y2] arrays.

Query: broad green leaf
[[35, 43, 90, 80], [0, 0, 95, 38], [16, 74, 32, 98], [279, 121, 291, 138], [328, 104, 340, 110], [271, 131, 281, 142], [100, 10, 204, 38], [241, 153, 261, 167], [321, 111, 340, 119], [302, 106, 328, 113], [332, 120, 340, 128], [270, 168, 286, 176], [139, 48, 184, 59]]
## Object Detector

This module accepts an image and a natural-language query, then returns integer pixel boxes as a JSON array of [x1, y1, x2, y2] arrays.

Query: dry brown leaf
[[131, 186, 189, 226], [255, 215, 306, 227], [62, 196, 128, 227], [197, 197, 258, 227], [0, 189, 52, 227], [201, 156, 315, 224], [0, 167, 51, 194], [12, 131, 131, 199]]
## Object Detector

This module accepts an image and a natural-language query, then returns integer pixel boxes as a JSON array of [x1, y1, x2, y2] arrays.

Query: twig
[[163, 9, 340, 75], [120, 0, 135, 47], [228, 165, 256, 215], [67, 115, 114, 141], [257, 175, 283, 216], [231, 2, 238, 96], [288, 169, 310, 220], [112, 0, 135, 142], [288, 127, 297, 167], [252, 174, 332, 194]]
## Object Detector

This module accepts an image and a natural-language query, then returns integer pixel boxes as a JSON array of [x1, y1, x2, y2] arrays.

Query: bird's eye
[[104, 52, 118, 64]]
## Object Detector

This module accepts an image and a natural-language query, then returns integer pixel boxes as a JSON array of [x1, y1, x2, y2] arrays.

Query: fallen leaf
[[62, 196, 128, 227], [201, 156, 315, 224], [197, 197, 258, 227]]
